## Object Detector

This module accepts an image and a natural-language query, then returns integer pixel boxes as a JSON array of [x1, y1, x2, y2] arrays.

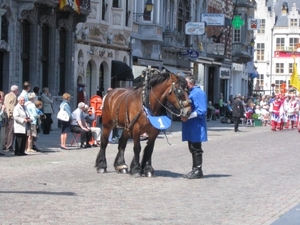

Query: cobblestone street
[[1, 121, 300, 225]]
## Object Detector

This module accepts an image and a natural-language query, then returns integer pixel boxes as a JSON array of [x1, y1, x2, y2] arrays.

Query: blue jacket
[[182, 86, 208, 143]]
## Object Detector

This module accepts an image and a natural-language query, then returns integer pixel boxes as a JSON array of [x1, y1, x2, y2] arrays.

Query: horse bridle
[[149, 80, 191, 117]]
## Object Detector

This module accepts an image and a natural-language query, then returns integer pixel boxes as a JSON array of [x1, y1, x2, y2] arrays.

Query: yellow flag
[[59, 0, 68, 10], [290, 62, 300, 92]]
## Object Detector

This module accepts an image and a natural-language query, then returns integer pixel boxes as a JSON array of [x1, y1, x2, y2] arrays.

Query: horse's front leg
[[95, 127, 110, 173], [141, 138, 156, 177], [130, 136, 142, 177], [114, 130, 129, 174]]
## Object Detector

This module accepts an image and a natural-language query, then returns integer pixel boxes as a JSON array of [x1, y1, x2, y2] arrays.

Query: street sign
[[185, 22, 205, 35], [201, 13, 225, 26]]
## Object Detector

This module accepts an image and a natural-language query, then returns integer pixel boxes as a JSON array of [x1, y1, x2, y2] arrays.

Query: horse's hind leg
[[114, 131, 129, 174], [95, 128, 110, 173]]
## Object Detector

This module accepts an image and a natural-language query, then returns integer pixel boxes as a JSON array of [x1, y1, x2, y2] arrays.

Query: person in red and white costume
[[269, 94, 284, 131], [285, 94, 297, 129]]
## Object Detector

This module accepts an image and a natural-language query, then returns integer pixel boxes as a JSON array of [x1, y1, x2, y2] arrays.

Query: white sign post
[[185, 22, 205, 35]]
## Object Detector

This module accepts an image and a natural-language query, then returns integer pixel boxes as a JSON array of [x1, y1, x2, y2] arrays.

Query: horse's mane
[[149, 72, 169, 87], [134, 71, 187, 90]]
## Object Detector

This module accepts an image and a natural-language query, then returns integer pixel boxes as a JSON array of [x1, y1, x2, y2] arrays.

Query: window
[[41, 25, 49, 88], [275, 80, 288, 93], [290, 18, 297, 27], [258, 19, 265, 34], [102, 0, 108, 21], [233, 28, 241, 42], [177, 0, 190, 47], [59, 28, 66, 95], [125, 0, 130, 26], [22, 20, 30, 83], [289, 38, 299, 50], [275, 63, 284, 74], [289, 63, 293, 73], [256, 74, 264, 90], [256, 43, 265, 60], [276, 38, 284, 51], [112, 0, 119, 8]]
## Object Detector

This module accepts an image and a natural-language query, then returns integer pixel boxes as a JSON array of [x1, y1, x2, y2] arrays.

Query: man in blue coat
[[181, 75, 207, 179]]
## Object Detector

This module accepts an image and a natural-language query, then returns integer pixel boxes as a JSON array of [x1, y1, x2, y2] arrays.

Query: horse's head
[[166, 73, 191, 118]]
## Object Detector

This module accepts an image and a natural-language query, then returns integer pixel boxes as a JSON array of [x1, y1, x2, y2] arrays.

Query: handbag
[[57, 103, 69, 121]]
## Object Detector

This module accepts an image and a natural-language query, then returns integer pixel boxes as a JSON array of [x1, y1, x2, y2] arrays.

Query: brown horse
[[95, 68, 191, 177]]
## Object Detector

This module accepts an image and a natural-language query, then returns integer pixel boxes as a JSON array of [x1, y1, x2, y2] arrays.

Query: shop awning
[[163, 65, 186, 76], [249, 72, 258, 79], [111, 60, 134, 81]]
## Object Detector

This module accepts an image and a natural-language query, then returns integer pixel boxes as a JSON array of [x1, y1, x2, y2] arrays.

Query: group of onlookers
[[215, 93, 300, 132], [0, 82, 55, 156], [59, 95, 101, 150]]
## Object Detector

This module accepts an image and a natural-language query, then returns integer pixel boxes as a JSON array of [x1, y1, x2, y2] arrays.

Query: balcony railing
[[162, 30, 186, 49], [207, 43, 225, 55], [234, 0, 255, 7], [232, 43, 252, 63]]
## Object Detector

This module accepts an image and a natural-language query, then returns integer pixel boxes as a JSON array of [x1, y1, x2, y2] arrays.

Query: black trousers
[[43, 113, 52, 134], [70, 125, 92, 143], [15, 133, 27, 155], [233, 116, 240, 131]]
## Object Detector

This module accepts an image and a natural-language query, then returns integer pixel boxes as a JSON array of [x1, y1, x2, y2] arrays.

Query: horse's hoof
[[97, 168, 107, 173], [131, 172, 142, 177], [118, 168, 128, 174], [144, 171, 154, 177]]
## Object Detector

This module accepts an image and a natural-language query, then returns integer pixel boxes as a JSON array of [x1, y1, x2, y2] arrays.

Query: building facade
[[254, 0, 300, 95], [131, 0, 255, 105], [0, 0, 89, 103], [74, 0, 134, 103]]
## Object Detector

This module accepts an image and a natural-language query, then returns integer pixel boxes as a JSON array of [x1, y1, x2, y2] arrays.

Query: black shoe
[[0, 152, 5, 156], [80, 144, 88, 148], [183, 168, 203, 179], [32, 146, 41, 152], [92, 144, 98, 147], [15, 153, 22, 156], [21, 153, 27, 156], [85, 144, 92, 148], [235, 129, 241, 132]]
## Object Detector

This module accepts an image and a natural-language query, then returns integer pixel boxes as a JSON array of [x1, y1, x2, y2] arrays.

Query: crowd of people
[[214, 92, 300, 132], [0, 83, 140, 156]]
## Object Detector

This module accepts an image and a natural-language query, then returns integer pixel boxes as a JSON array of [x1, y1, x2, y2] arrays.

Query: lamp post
[[133, 0, 153, 21]]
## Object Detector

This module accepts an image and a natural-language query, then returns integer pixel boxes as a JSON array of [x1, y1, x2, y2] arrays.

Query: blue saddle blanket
[[144, 106, 172, 130]]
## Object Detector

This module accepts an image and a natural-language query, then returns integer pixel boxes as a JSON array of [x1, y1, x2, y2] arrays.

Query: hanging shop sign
[[220, 67, 231, 79], [185, 22, 205, 35], [201, 13, 225, 26], [248, 19, 260, 30]]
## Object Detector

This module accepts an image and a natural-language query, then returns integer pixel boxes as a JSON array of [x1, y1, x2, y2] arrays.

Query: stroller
[[220, 106, 234, 124]]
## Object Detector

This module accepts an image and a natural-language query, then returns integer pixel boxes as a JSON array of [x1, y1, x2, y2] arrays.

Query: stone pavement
[[1, 119, 300, 225]]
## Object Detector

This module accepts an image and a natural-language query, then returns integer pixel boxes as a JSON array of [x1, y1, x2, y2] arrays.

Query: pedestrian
[[83, 104, 101, 147], [19, 81, 31, 102], [25, 92, 41, 152], [219, 93, 224, 116], [33, 86, 40, 102], [181, 75, 207, 179], [0, 91, 6, 156], [232, 94, 245, 132], [70, 102, 92, 148], [13, 96, 32, 156], [34, 100, 44, 151], [59, 93, 72, 150], [4, 85, 19, 151], [40, 87, 54, 134]]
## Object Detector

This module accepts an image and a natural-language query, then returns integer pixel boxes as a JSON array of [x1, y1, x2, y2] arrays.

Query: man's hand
[[181, 116, 188, 122]]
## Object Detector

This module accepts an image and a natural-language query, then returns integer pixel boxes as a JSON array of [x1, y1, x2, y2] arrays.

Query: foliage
[[252, 113, 259, 120]]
